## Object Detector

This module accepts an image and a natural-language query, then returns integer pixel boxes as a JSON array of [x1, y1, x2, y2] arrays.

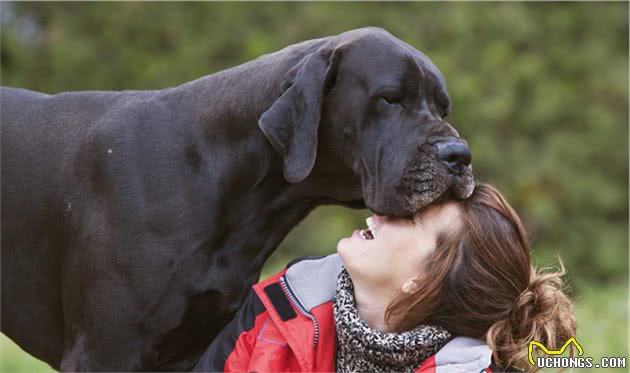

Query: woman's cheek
[[380, 228, 404, 251]]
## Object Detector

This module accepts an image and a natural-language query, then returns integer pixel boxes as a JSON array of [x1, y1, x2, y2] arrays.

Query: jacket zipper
[[279, 275, 320, 347]]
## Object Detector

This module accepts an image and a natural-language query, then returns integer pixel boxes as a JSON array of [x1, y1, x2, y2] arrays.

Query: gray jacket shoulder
[[284, 254, 344, 311]]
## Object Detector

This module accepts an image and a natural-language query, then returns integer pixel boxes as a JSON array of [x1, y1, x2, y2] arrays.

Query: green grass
[[1, 284, 627, 372]]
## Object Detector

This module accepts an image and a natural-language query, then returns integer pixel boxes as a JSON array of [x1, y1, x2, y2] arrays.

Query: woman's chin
[[337, 236, 358, 257], [336, 237, 350, 254]]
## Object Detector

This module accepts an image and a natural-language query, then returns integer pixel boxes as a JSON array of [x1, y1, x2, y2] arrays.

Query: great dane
[[1, 27, 474, 371]]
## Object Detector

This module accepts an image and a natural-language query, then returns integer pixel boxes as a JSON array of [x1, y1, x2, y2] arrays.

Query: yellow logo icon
[[528, 337, 584, 366]]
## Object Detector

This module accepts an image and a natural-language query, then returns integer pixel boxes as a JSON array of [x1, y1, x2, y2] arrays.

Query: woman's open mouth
[[356, 216, 377, 240]]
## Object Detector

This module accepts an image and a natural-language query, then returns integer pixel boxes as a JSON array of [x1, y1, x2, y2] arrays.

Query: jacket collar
[[252, 255, 343, 370], [284, 254, 344, 310], [427, 336, 492, 372], [254, 255, 492, 372]]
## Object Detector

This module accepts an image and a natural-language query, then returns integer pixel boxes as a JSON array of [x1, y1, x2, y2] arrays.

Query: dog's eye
[[381, 96, 402, 105]]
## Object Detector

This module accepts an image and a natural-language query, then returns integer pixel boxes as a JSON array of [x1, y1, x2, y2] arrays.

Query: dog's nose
[[436, 141, 472, 175]]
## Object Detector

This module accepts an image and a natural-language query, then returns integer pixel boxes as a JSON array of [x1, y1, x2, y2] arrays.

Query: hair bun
[[508, 287, 537, 330], [509, 264, 566, 329], [486, 261, 576, 372]]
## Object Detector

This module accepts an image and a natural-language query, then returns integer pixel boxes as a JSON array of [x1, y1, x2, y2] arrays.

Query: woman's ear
[[401, 277, 421, 294]]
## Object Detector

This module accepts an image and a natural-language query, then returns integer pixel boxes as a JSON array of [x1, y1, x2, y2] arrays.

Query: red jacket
[[193, 255, 497, 372]]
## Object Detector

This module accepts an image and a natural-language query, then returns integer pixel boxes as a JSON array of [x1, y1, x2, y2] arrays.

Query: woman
[[193, 184, 576, 372]]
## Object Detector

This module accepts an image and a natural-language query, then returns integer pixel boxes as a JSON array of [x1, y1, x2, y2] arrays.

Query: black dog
[[1, 27, 473, 371]]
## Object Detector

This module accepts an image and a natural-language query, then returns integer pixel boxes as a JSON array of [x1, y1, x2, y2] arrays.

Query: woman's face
[[337, 202, 462, 293]]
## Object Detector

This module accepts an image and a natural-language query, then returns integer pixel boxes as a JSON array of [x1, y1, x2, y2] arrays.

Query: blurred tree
[[1, 1, 627, 291]]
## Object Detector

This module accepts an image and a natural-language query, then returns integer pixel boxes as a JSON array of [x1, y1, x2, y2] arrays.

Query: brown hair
[[384, 183, 576, 372]]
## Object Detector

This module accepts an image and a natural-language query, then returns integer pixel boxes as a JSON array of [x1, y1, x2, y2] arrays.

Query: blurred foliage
[[1, 1, 627, 371], [571, 284, 628, 373], [0, 334, 52, 373]]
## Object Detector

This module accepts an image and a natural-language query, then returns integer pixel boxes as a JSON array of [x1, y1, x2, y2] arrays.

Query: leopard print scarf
[[334, 268, 452, 373]]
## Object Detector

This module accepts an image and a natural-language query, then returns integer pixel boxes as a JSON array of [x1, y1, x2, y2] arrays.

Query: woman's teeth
[[360, 217, 376, 240], [366, 217, 376, 232], [359, 229, 372, 240]]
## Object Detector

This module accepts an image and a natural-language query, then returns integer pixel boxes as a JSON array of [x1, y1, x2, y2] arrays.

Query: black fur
[[0, 27, 473, 371]]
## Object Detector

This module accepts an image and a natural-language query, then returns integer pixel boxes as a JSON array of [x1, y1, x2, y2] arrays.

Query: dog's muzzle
[[435, 140, 472, 176], [435, 139, 474, 200], [398, 139, 475, 213]]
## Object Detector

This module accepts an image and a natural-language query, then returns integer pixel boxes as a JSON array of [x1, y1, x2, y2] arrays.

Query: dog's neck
[[178, 37, 329, 129], [157, 39, 362, 291]]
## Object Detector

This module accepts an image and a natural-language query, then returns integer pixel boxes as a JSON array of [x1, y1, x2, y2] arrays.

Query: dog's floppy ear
[[259, 46, 340, 183]]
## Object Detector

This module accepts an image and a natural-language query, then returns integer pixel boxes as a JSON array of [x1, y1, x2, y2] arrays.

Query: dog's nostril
[[436, 141, 472, 174]]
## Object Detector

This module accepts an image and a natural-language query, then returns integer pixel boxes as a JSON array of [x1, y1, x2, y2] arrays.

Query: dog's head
[[259, 28, 474, 218]]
